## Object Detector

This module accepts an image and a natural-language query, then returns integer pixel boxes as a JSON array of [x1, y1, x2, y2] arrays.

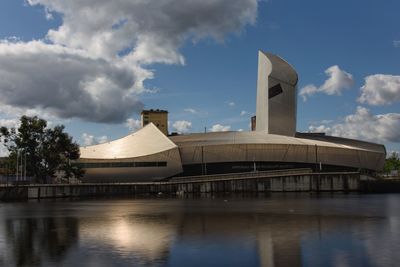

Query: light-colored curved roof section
[[169, 131, 385, 154], [80, 123, 178, 159]]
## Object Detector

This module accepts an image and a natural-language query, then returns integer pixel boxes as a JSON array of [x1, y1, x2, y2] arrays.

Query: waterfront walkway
[[0, 169, 362, 201]]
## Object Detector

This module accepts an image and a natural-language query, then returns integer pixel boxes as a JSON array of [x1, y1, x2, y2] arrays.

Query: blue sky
[[0, 0, 399, 154]]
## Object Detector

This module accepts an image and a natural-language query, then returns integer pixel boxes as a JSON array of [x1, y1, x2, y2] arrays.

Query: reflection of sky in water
[[0, 195, 400, 267], [167, 237, 259, 267], [301, 230, 376, 267]]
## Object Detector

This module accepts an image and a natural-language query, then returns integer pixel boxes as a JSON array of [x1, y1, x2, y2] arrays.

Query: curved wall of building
[[79, 123, 183, 182], [79, 148, 182, 182], [256, 52, 298, 136], [170, 131, 386, 174]]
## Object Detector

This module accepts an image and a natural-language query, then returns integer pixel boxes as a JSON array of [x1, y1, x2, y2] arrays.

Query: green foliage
[[383, 152, 400, 175], [0, 116, 84, 183]]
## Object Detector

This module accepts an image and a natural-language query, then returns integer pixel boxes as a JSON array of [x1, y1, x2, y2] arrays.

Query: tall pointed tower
[[255, 51, 298, 136]]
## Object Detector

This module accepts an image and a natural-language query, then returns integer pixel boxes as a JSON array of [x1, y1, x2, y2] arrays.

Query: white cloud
[[308, 106, 400, 143], [0, 119, 20, 157], [0, 40, 143, 123], [28, 0, 257, 62], [0, 144, 9, 157], [358, 74, 400, 106], [394, 40, 400, 48], [124, 118, 141, 132], [81, 133, 108, 146], [0, 118, 20, 129], [44, 7, 54, 20], [97, 135, 108, 144], [184, 108, 198, 114], [299, 85, 318, 101], [308, 124, 331, 133], [210, 124, 231, 132], [82, 133, 95, 146], [227, 101, 236, 107], [240, 110, 248, 116], [0, 0, 258, 123], [172, 120, 192, 133], [299, 65, 354, 101], [319, 66, 354, 95]]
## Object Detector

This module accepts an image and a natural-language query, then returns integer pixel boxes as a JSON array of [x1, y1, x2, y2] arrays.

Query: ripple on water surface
[[0, 194, 399, 267]]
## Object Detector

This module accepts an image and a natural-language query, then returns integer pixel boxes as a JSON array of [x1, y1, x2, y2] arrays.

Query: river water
[[0, 194, 399, 267]]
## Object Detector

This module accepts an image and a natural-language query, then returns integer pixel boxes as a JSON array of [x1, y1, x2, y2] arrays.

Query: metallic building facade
[[79, 123, 182, 182], [78, 51, 386, 182], [170, 131, 385, 175], [256, 51, 298, 136]]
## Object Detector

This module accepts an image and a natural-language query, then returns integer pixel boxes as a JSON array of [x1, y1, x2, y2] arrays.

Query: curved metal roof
[[169, 131, 385, 154], [80, 123, 177, 159]]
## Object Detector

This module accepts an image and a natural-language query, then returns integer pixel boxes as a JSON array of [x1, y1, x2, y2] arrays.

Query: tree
[[0, 116, 83, 183], [383, 152, 400, 176]]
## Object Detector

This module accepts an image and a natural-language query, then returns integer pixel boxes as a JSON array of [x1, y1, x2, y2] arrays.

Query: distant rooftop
[[141, 109, 168, 114]]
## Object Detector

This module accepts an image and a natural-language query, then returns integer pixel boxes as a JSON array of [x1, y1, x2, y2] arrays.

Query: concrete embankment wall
[[0, 171, 360, 201], [360, 179, 400, 193]]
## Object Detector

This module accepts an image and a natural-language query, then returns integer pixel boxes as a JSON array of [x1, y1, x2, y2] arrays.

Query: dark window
[[269, 83, 283, 99], [135, 162, 157, 167], [75, 161, 167, 168]]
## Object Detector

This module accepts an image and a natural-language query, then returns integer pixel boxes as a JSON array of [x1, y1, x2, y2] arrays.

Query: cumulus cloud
[[81, 133, 108, 146], [0, 0, 258, 123], [299, 65, 354, 101], [0, 40, 143, 123], [124, 118, 141, 132], [227, 101, 236, 107], [173, 120, 192, 133], [299, 85, 318, 100], [0, 119, 19, 157], [240, 110, 248, 116], [184, 108, 198, 114], [97, 135, 108, 144], [210, 124, 231, 132], [28, 0, 257, 61], [81, 133, 95, 146], [0, 119, 19, 156], [0, 145, 9, 157], [0, 118, 20, 129], [308, 106, 400, 143], [358, 74, 400, 106]]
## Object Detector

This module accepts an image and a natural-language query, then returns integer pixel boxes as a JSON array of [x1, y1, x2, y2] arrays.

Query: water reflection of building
[[77, 208, 385, 267], [171, 212, 382, 267], [1, 199, 396, 267], [1, 217, 78, 266], [78, 215, 180, 265]]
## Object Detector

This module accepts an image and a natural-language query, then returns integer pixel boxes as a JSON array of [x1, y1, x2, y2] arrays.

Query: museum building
[[78, 51, 386, 182]]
